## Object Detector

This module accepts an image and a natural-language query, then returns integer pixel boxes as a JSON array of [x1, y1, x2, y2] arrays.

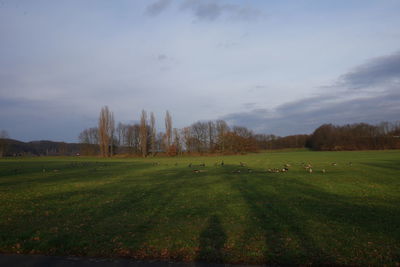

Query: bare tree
[[173, 128, 182, 155], [216, 120, 229, 152], [233, 126, 253, 138], [191, 121, 208, 153], [150, 112, 156, 156], [90, 128, 99, 144], [79, 128, 98, 145], [79, 127, 99, 155], [207, 121, 216, 152], [98, 106, 115, 157], [182, 127, 193, 153], [109, 114, 115, 155], [125, 124, 140, 154], [156, 132, 165, 152], [139, 110, 148, 157], [116, 122, 128, 146], [165, 110, 172, 152]]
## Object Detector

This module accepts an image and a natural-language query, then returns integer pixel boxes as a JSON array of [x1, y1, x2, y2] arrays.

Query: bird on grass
[[267, 168, 283, 173]]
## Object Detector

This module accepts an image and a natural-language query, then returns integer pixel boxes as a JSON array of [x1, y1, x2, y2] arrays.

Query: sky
[[0, 0, 399, 142]]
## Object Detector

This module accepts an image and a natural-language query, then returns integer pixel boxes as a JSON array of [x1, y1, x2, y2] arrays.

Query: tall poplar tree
[[150, 112, 156, 156], [139, 110, 148, 157], [98, 106, 114, 157], [165, 110, 172, 152]]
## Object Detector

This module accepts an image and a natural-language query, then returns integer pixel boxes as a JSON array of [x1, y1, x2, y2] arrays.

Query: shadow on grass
[[1, 166, 219, 257], [0, 161, 153, 187], [197, 215, 227, 263], [223, 170, 400, 265], [1, 161, 399, 264]]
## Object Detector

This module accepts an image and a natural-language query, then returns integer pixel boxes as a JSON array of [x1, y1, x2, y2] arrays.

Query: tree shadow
[[1, 166, 227, 259], [0, 161, 152, 187], [2, 159, 399, 264], [197, 215, 227, 263], [223, 170, 400, 265]]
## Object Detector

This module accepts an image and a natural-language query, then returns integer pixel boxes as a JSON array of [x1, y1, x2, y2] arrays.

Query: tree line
[[78, 106, 260, 157], [1, 108, 399, 157], [307, 122, 400, 150], [0, 138, 80, 157], [78, 106, 400, 157]]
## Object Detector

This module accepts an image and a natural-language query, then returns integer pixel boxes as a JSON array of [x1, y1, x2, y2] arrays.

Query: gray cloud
[[339, 51, 400, 89], [145, 0, 172, 16], [180, 0, 262, 21], [222, 51, 400, 135], [223, 90, 400, 136]]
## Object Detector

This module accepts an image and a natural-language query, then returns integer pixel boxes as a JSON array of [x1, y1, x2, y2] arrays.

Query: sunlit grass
[[0, 150, 399, 265]]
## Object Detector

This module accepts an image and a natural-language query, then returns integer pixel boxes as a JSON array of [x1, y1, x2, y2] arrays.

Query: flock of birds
[[11, 160, 353, 176], [152, 160, 354, 175]]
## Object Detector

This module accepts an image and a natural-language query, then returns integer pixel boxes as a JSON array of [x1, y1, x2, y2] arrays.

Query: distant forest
[[1, 106, 399, 157]]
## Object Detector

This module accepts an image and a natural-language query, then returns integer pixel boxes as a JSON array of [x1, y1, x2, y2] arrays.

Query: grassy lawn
[[0, 150, 399, 265]]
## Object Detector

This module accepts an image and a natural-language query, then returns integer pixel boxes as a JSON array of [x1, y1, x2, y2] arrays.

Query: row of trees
[[78, 106, 400, 157], [2, 113, 400, 157], [182, 122, 258, 154], [307, 122, 400, 150], [79, 106, 260, 157], [253, 122, 400, 151], [255, 134, 310, 150]]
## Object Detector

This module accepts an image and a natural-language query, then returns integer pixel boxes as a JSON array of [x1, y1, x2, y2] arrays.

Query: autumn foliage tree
[[223, 130, 258, 154]]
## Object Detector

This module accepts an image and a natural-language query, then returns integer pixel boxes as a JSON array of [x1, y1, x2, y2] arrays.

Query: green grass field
[[0, 150, 399, 265]]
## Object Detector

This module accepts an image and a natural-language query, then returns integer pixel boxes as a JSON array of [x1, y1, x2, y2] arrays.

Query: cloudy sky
[[1, 0, 399, 142]]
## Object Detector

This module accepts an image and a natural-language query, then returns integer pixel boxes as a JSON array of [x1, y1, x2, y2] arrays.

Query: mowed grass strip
[[0, 150, 399, 265]]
